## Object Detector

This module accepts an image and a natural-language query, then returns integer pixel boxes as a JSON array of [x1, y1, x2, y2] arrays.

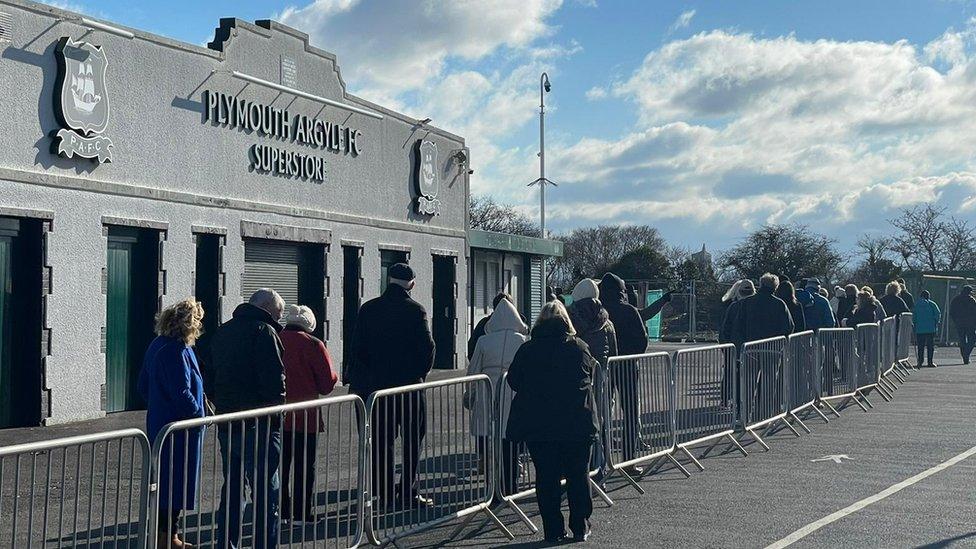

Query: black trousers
[[958, 328, 976, 362], [527, 440, 593, 540], [157, 508, 182, 536], [477, 437, 520, 497], [282, 431, 318, 520], [917, 333, 935, 366], [371, 393, 426, 504], [609, 364, 640, 460]]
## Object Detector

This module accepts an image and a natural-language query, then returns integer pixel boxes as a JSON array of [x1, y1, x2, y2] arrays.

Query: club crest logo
[[52, 37, 113, 163], [414, 140, 440, 215]]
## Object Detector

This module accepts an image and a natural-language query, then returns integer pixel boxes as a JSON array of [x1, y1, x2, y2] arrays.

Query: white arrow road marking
[[767, 444, 976, 548], [810, 454, 854, 464]]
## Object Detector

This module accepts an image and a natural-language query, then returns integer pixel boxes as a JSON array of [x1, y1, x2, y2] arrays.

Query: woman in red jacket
[[280, 304, 338, 525]]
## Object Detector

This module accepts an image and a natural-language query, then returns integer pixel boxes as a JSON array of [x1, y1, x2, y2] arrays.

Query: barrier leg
[[776, 418, 803, 438], [857, 390, 875, 409], [590, 478, 614, 506], [679, 446, 706, 472], [503, 497, 538, 533], [666, 453, 692, 478], [789, 412, 812, 434], [849, 394, 869, 412], [724, 434, 749, 457], [743, 429, 770, 451], [820, 400, 842, 418], [482, 507, 516, 541], [811, 404, 831, 423], [875, 383, 893, 402], [618, 468, 646, 495]]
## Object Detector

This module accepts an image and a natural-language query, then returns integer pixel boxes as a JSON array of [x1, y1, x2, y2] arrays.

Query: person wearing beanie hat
[[349, 261, 435, 508], [568, 279, 618, 477], [279, 304, 337, 523], [950, 285, 976, 364]]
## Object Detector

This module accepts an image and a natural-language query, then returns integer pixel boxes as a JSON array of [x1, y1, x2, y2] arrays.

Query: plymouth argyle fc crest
[[414, 140, 440, 215], [52, 37, 113, 162]]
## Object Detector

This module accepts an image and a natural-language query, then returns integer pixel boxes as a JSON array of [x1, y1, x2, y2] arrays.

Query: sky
[[54, 0, 976, 255]]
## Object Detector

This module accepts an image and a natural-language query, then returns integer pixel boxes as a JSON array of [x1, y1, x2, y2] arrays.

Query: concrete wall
[[0, 1, 469, 424]]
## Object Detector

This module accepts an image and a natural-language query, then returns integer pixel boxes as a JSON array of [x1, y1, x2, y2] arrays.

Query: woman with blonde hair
[[506, 300, 599, 543], [138, 299, 207, 549]]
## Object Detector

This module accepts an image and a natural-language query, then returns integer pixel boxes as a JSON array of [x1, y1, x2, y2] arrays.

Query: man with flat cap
[[348, 263, 435, 508]]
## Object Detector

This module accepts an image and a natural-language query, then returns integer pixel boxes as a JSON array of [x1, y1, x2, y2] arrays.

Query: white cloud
[[669, 9, 696, 33], [539, 23, 976, 249], [278, 0, 563, 96]]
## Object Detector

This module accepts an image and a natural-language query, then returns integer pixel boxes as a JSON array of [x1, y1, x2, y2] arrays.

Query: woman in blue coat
[[138, 299, 207, 549]]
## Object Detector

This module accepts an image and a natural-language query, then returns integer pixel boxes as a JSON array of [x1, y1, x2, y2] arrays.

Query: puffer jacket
[[466, 300, 528, 437], [569, 298, 618, 364]]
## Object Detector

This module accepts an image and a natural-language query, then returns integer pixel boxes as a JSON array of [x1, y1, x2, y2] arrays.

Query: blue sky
[[57, 0, 976, 257]]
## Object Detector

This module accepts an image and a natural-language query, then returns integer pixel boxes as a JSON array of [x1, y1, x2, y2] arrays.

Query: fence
[[672, 344, 747, 470], [493, 371, 613, 533], [363, 375, 514, 546], [602, 353, 688, 493], [877, 316, 902, 394], [896, 312, 916, 372], [739, 337, 799, 450], [0, 428, 149, 548], [816, 328, 861, 414], [783, 331, 827, 430], [147, 395, 365, 549], [854, 323, 884, 406]]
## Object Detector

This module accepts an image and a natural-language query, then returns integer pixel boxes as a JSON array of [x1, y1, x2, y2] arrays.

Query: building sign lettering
[[203, 89, 363, 183], [52, 37, 114, 163]]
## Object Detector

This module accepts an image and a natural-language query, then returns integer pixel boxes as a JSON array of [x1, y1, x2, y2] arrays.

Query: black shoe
[[544, 534, 567, 544], [572, 521, 592, 542]]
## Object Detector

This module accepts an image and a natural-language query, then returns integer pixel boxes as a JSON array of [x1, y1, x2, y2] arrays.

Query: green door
[[106, 237, 134, 412], [0, 233, 13, 426]]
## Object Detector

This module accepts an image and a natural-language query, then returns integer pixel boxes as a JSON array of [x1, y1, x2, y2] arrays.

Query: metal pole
[[539, 73, 548, 297]]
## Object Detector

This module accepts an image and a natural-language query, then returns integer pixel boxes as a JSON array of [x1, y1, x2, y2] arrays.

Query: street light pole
[[537, 72, 551, 300]]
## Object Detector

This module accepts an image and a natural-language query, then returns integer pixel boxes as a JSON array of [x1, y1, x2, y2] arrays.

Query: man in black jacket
[[950, 285, 976, 364], [598, 272, 647, 474], [732, 273, 794, 347], [348, 263, 435, 508], [207, 288, 286, 549]]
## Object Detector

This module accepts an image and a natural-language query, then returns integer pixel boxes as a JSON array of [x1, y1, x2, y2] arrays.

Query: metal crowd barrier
[[783, 331, 828, 430], [878, 316, 902, 393], [0, 428, 150, 548], [895, 312, 916, 375], [602, 352, 689, 493], [739, 336, 798, 450], [364, 375, 513, 546], [493, 371, 612, 533], [672, 344, 747, 470], [816, 328, 861, 414], [853, 322, 884, 407], [147, 395, 365, 549]]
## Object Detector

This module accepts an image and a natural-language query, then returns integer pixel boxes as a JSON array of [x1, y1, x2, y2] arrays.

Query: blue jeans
[[216, 420, 281, 549]]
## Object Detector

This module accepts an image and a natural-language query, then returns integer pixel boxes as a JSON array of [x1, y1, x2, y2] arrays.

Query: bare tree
[[888, 204, 976, 271], [549, 225, 666, 288], [468, 196, 539, 236]]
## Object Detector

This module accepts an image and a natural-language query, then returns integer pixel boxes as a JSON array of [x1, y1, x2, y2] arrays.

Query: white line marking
[[766, 444, 976, 548]]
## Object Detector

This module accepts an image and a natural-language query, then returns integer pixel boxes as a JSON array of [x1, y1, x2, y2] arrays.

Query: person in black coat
[[837, 284, 858, 326], [774, 280, 806, 333], [348, 263, 435, 508], [949, 285, 976, 364], [467, 292, 527, 360], [846, 291, 881, 327], [207, 289, 286, 549], [507, 301, 599, 543], [880, 281, 910, 318], [719, 280, 755, 344], [597, 272, 647, 472], [732, 273, 794, 347], [897, 278, 915, 311]]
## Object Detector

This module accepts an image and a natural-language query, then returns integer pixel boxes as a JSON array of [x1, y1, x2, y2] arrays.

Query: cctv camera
[[453, 149, 468, 165], [544, 82, 551, 92], [467, 169, 475, 175]]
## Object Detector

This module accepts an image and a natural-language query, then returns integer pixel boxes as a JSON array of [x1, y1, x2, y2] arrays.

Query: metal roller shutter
[[243, 240, 301, 312], [528, 256, 543, 322]]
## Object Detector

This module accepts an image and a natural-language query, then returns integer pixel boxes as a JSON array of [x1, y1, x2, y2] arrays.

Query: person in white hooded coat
[[466, 299, 528, 496]]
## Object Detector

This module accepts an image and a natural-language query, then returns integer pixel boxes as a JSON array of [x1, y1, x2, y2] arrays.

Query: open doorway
[[432, 254, 457, 370], [0, 217, 44, 427], [105, 226, 160, 412], [342, 245, 363, 381]]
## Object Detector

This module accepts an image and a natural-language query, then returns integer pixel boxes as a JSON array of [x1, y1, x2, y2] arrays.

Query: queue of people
[[136, 261, 975, 548]]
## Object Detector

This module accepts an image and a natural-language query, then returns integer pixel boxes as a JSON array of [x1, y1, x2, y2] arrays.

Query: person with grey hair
[[732, 273, 794, 347], [349, 263, 435, 509], [719, 279, 756, 344], [207, 288, 286, 549]]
